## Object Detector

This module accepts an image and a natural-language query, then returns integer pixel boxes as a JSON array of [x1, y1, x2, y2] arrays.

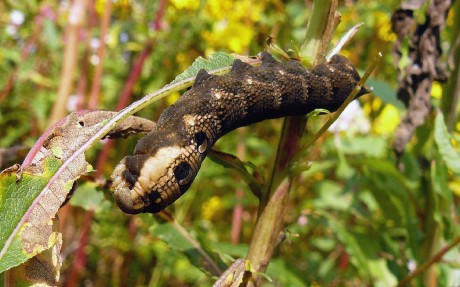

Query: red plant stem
[[94, 41, 154, 178], [88, 0, 113, 109], [153, 0, 167, 31], [76, 50, 90, 111], [116, 41, 154, 111], [231, 189, 244, 244], [231, 128, 247, 244], [48, 0, 89, 127], [64, 211, 94, 287], [0, 72, 17, 103]]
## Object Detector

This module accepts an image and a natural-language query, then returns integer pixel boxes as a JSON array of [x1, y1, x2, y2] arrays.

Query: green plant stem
[[300, 0, 339, 66], [441, 0, 460, 131], [245, 1, 339, 285]]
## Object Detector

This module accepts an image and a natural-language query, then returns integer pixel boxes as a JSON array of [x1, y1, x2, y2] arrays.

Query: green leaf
[[43, 19, 60, 51], [332, 222, 397, 286], [0, 158, 61, 273], [69, 182, 111, 212], [307, 108, 330, 117], [151, 217, 227, 276], [314, 180, 352, 211], [339, 136, 387, 158], [360, 158, 415, 227], [171, 52, 235, 85], [366, 78, 404, 109], [208, 150, 263, 198], [266, 259, 308, 287], [434, 112, 460, 174]]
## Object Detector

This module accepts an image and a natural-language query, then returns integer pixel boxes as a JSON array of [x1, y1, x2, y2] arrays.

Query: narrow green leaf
[[171, 52, 235, 85], [332, 222, 397, 286], [208, 150, 263, 198], [307, 108, 330, 118], [151, 219, 226, 276], [434, 112, 460, 174]]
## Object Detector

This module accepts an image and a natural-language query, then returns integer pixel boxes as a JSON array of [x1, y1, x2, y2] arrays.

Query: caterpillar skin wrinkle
[[111, 52, 369, 214]]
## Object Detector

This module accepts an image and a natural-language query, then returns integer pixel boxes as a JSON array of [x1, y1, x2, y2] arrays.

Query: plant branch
[[245, 1, 339, 285], [397, 236, 460, 287]]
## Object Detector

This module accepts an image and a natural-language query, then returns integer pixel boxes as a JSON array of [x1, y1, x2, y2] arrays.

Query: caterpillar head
[[111, 129, 210, 214]]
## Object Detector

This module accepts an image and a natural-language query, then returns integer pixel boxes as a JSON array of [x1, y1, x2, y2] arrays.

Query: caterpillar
[[111, 52, 369, 214]]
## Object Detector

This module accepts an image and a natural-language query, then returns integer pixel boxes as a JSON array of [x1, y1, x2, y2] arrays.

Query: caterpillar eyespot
[[111, 52, 370, 214], [175, 162, 193, 186]]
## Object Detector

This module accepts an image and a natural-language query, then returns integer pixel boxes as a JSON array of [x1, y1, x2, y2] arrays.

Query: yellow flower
[[170, 0, 199, 10], [201, 0, 266, 53], [449, 180, 460, 196], [431, 82, 442, 99], [373, 104, 401, 135], [376, 12, 397, 42], [201, 196, 223, 221]]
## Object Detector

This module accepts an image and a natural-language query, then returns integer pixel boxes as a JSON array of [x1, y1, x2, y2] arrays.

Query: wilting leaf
[[0, 113, 96, 273], [4, 220, 62, 286]]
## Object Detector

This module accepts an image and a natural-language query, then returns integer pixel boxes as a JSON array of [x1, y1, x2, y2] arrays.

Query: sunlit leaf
[[171, 52, 235, 84]]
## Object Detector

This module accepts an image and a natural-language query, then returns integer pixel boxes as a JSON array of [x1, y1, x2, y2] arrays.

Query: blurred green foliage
[[1, 0, 460, 286]]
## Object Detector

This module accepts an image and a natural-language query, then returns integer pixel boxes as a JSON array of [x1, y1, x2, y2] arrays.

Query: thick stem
[[245, 0, 339, 284], [300, 0, 340, 66]]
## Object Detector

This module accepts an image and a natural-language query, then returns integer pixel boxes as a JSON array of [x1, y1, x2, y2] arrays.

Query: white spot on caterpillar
[[278, 70, 285, 75], [213, 91, 222, 99], [183, 114, 196, 126], [246, 78, 253, 84]]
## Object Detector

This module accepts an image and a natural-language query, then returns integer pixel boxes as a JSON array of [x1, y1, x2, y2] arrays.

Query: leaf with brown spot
[[0, 73, 207, 276], [0, 110, 154, 274], [4, 220, 62, 286]]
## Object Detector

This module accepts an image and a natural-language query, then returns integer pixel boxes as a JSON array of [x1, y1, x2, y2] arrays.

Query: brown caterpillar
[[111, 52, 369, 214]]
